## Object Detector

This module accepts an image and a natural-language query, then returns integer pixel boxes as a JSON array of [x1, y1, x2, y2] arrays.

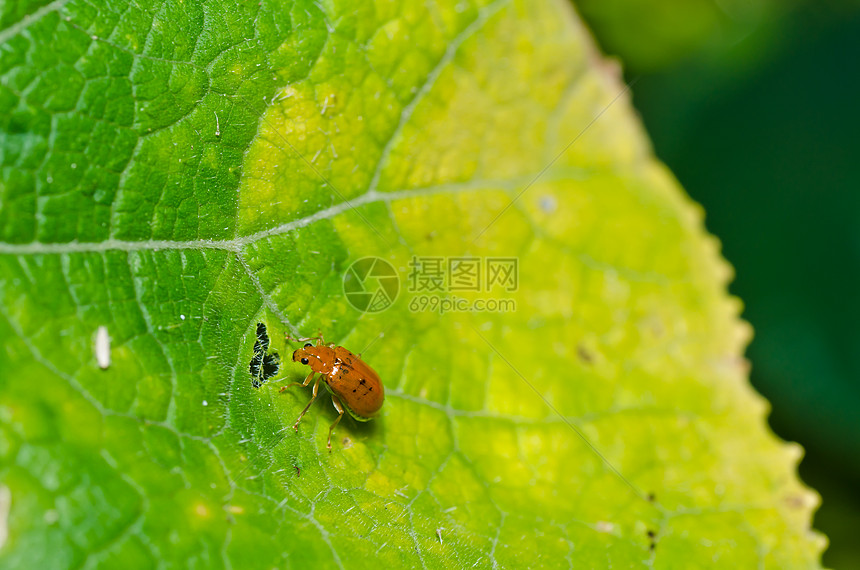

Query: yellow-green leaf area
[[0, 0, 825, 568]]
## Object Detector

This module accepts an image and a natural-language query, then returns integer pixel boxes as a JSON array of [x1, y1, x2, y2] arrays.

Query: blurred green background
[[577, 1, 860, 567]]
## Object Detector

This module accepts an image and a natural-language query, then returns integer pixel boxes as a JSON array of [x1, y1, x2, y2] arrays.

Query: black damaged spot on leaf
[[261, 352, 280, 379], [250, 322, 280, 388], [249, 352, 263, 382], [254, 322, 270, 353]]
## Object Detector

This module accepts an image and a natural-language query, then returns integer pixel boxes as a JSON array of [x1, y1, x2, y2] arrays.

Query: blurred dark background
[[576, 1, 860, 567]]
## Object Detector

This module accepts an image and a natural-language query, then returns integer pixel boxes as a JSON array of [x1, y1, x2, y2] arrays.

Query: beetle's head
[[291, 342, 316, 366]]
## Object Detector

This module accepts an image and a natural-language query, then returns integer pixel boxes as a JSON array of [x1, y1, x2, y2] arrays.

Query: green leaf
[[0, 0, 825, 568]]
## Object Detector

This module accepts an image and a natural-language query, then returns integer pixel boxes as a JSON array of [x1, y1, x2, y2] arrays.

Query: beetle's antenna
[[285, 333, 323, 345], [361, 324, 395, 355]]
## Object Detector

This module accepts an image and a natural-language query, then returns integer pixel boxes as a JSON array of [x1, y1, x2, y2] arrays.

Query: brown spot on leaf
[[576, 343, 594, 364]]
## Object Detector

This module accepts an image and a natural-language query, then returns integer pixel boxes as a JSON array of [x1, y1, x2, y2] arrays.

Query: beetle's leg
[[279, 370, 315, 393], [291, 374, 321, 432], [327, 395, 345, 452]]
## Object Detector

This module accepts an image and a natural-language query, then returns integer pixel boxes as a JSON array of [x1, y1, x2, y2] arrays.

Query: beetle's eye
[[300, 357, 309, 365], [304, 342, 313, 348]]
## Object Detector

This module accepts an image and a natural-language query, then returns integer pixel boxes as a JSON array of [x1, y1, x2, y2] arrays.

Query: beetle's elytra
[[281, 333, 384, 451]]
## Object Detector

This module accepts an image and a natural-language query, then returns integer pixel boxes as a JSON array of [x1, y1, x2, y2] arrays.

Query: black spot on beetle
[[359, 378, 366, 385]]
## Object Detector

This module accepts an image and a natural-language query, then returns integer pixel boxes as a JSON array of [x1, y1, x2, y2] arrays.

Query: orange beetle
[[281, 333, 384, 451]]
